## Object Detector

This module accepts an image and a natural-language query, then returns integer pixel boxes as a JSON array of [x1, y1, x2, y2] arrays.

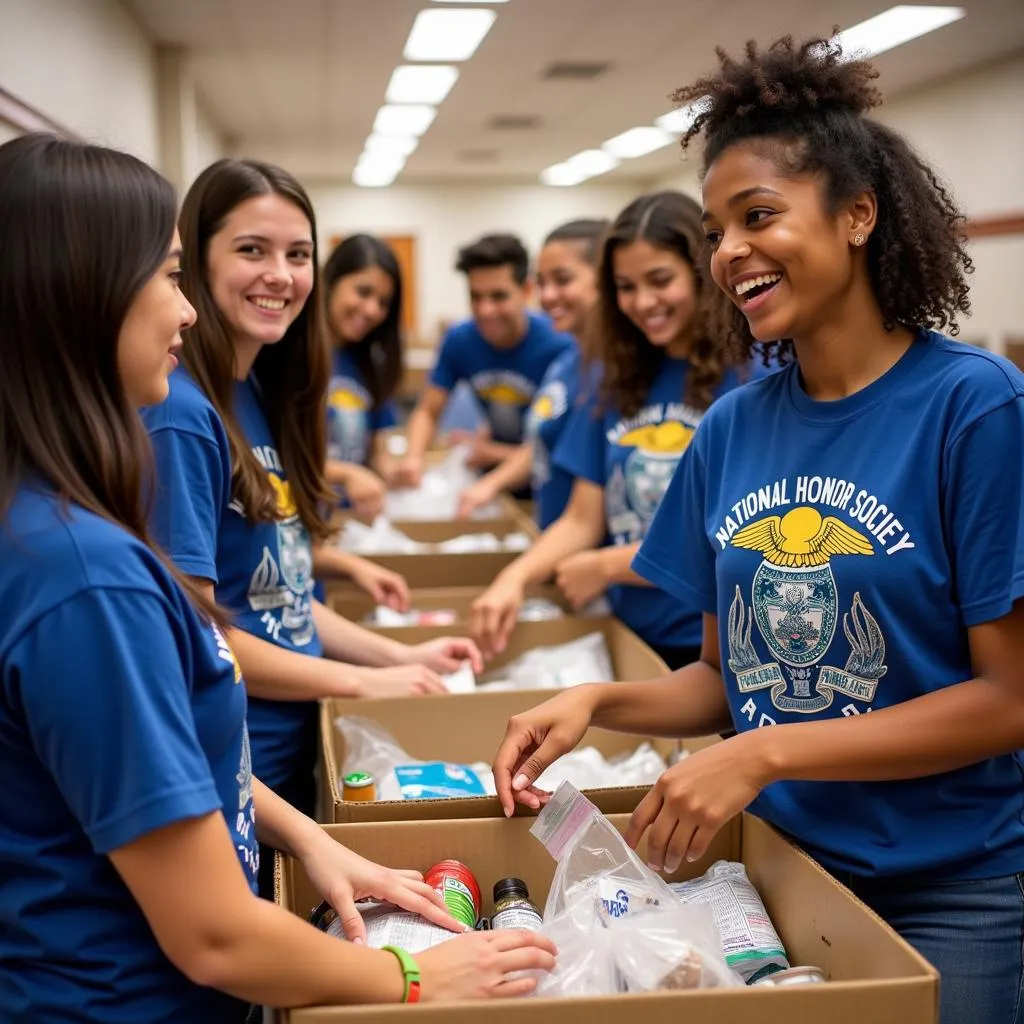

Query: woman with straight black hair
[[321, 233, 404, 522], [0, 133, 553, 1024]]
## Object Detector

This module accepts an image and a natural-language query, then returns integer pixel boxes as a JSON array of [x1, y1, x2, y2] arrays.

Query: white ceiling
[[126, 0, 1024, 184]]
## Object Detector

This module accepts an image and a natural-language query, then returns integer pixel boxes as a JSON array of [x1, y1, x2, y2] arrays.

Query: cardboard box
[[325, 550, 522, 592], [321, 686, 715, 823], [329, 493, 533, 534], [275, 813, 938, 1023], [326, 584, 569, 629]]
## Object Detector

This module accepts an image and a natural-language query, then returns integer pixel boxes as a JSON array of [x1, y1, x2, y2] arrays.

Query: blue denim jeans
[[841, 872, 1024, 1024]]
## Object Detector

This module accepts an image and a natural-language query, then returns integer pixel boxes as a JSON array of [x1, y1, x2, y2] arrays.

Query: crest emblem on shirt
[[246, 469, 315, 647], [728, 506, 887, 714], [619, 421, 694, 522]]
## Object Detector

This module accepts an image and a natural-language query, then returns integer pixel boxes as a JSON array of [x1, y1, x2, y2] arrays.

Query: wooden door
[[327, 234, 419, 341]]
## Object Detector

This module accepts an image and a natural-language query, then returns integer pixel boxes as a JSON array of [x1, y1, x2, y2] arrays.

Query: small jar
[[342, 772, 376, 802], [491, 877, 543, 932]]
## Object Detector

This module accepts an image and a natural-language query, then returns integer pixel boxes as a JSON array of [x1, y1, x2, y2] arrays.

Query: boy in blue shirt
[[394, 233, 574, 489]]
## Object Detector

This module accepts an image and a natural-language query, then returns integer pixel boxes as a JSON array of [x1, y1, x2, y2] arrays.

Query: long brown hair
[[0, 133, 222, 620], [589, 190, 734, 415], [178, 159, 332, 543]]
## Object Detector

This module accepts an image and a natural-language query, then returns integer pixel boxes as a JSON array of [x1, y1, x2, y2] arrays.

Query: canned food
[[342, 771, 377, 802], [423, 860, 481, 928], [752, 966, 827, 987]]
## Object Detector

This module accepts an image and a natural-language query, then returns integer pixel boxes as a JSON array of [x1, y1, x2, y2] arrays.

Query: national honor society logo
[[727, 506, 888, 714], [525, 380, 569, 488], [620, 420, 694, 520]]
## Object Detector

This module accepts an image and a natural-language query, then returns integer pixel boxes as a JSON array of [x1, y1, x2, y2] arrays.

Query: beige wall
[[308, 181, 644, 341], [0, 120, 22, 146], [0, 0, 160, 165], [650, 53, 1024, 352]]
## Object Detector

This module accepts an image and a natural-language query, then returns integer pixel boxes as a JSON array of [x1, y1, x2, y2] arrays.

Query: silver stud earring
[[853, 233, 866, 246]]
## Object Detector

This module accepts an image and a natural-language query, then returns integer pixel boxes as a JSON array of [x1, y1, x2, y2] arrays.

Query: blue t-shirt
[[636, 333, 1024, 881], [327, 347, 398, 466], [555, 355, 745, 648], [429, 311, 575, 444], [0, 487, 256, 1023], [144, 369, 322, 789], [525, 345, 584, 528]]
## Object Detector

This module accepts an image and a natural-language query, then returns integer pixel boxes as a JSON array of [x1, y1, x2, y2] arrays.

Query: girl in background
[[143, 159, 480, 898], [458, 219, 608, 528], [473, 192, 745, 669], [322, 233, 403, 523], [0, 133, 552, 1023]]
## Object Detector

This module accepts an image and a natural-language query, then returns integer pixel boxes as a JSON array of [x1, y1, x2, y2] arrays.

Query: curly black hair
[[672, 34, 973, 362]]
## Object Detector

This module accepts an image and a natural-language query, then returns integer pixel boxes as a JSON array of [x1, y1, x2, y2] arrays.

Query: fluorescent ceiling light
[[403, 9, 497, 62], [386, 65, 460, 105], [364, 133, 419, 158], [540, 163, 588, 187], [602, 126, 675, 159], [655, 98, 710, 135], [372, 104, 436, 137], [565, 149, 619, 179], [833, 5, 965, 60], [353, 153, 406, 188]]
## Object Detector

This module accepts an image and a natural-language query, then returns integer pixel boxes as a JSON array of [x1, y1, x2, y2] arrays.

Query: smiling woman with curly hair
[[472, 190, 753, 669], [490, 34, 1024, 1024]]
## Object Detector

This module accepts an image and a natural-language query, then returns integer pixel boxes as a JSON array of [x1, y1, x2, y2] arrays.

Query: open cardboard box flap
[[275, 812, 938, 1023], [321, 686, 717, 823], [320, 619, 677, 823]]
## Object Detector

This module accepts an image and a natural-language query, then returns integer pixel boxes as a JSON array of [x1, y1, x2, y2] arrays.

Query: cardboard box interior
[[275, 813, 938, 1024], [326, 584, 570, 628], [321, 683, 715, 823]]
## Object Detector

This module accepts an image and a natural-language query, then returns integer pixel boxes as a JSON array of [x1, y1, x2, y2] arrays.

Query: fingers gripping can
[[424, 860, 481, 929]]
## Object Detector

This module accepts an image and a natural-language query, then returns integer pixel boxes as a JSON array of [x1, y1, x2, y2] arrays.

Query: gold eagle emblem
[[732, 506, 873, 568]]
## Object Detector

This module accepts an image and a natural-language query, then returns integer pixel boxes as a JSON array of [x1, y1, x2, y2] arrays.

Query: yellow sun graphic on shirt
[[330, 387, 367, 412], [618, 421, 694, 454], [532, 394, 555, 421], [478, 383, 530, 404], [268, 473, 297, 517]]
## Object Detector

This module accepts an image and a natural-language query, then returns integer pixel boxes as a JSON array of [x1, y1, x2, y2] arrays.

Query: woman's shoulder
[[141, 368, 228, 446], [0, 491, 175, 647]]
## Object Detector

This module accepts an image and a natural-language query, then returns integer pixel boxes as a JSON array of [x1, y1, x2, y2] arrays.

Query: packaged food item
[[491, 877, 543, 932], [669, 860, 790, 983], [751, 966, 826, 987], [310, 899, 459, 953], [424, 860, 481, 928], [341, 771, 376, 802]]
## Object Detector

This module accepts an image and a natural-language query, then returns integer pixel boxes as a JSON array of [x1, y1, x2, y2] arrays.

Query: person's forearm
[[324, 459, 354, 488], [499, 512, 604, 588], [228, 626, 363, 699], [586, 661, 734, 737], [752, 676, 1024, 784], [253, 777, 323, 858], [311, 598, 407, 667], [313, 545, 368, 581], [404, 405, 437, 462], [479, 444, 533, 496], [203, 897, 404, 1007], [601, 543, 653, 587], [477, 440, 521, 467]]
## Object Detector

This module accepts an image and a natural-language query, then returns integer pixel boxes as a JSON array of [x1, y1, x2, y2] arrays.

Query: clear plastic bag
[[529, 783, 742, 997], [479, 632, 614, 691]]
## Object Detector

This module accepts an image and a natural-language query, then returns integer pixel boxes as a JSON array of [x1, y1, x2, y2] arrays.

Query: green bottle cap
[[343, 772, 375, 788]]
